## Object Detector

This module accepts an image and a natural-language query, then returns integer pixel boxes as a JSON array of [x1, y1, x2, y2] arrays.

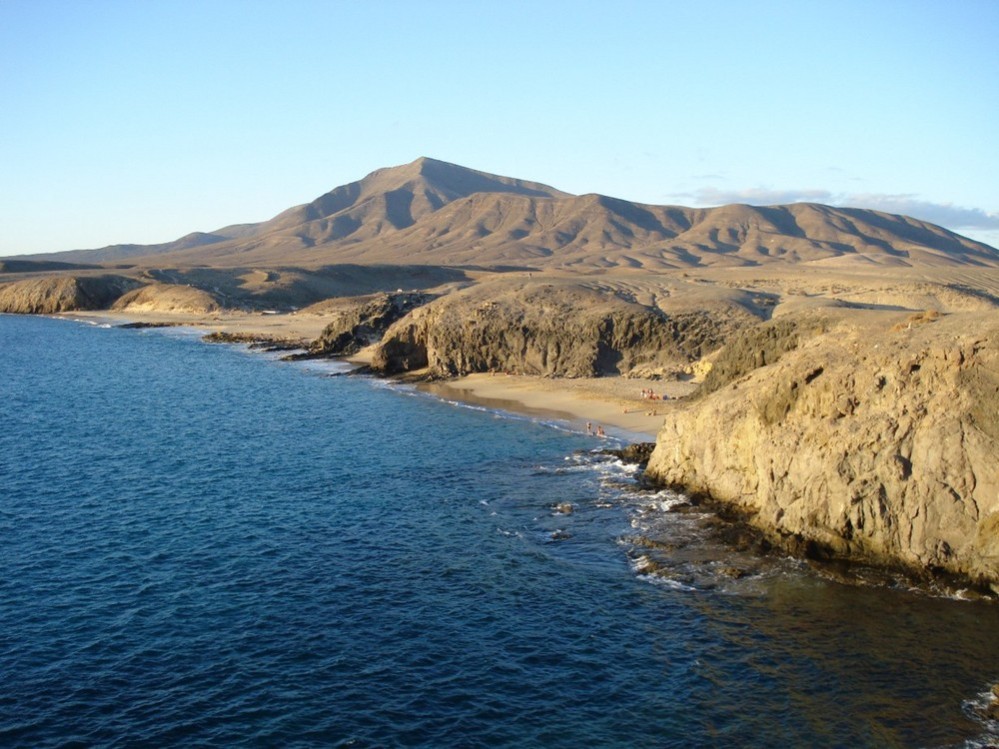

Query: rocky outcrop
[[309, 292, 434, 355], [202, 331, 306, 350], [111, 283, 222, 314], [603, 442, 657, 466], [371, 280, 756, 378], [644, 310, 999, 591], [697, 315, 829, 396], [983, 683, 999, 721], [0, 274, 140, 313]]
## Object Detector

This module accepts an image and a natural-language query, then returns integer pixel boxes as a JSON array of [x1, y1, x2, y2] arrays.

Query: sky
[[2, 0, 998, 256]]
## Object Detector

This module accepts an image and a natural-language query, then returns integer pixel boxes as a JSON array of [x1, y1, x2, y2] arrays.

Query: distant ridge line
[[14, 157, 999, 270]]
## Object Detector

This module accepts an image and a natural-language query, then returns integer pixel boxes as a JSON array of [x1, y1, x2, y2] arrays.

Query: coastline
[[30, 298, 999, 599], [60, 308, 334, 342], [9, 307, 999, 747], [63, 309, 690, 441], [418, 373, 694, 441]]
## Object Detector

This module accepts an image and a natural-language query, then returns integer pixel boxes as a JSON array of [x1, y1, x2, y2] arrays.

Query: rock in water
[[644, 311, 999, 591], [604, 442, 657, 466]]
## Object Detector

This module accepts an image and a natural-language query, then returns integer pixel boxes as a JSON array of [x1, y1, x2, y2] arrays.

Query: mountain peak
[[411, 155, 447, 171], [17, 159, 999, 269], [364, 155, 439, 182], [364, 157, 568, 201]]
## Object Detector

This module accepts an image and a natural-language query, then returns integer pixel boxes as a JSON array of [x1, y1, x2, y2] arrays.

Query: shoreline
[[61, 309, 694, 441], [56, 308, 333, 341], [418, 373, 694, 441], [37, 309, 999, 598]]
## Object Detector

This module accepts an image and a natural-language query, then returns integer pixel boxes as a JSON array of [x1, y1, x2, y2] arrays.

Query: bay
[[1, 314, 997, 748]]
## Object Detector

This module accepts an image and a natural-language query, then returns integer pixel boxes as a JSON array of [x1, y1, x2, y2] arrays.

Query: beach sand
[[419, 373, 693, 440], [100, 309, 334, 342]]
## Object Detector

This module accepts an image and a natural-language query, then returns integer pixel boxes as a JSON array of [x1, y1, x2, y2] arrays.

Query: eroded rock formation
[[112, 283, 222, 314], [0, 275, 140, 314], [644, 310, 999, 591], [310, 292, 434, 356], [371, 280, 755, 378]]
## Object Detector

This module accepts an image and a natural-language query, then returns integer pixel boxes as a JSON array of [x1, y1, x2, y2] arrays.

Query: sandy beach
[[419, 373, 694, 440], [67, 309, 335, 342]]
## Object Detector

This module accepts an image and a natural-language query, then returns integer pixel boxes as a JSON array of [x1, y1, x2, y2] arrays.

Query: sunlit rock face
[[371, 279, 758, 379], [645, 311, 999, 592]]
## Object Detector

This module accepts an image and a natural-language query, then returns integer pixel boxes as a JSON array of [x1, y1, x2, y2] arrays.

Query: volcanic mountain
[[27, 157, 999, 270]]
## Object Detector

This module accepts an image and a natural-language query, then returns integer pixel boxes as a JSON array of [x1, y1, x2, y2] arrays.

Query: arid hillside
[[16, 157, 999, 271]]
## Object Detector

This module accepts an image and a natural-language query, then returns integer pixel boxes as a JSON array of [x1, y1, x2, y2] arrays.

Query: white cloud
[[687, 187, 999, 231], [844, 195, 999, 231], [692, 187, 834, 206], [960, 228, 999, 248]]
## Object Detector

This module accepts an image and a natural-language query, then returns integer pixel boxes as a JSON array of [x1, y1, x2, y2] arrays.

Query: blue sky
[[2, 0, 997, 255]]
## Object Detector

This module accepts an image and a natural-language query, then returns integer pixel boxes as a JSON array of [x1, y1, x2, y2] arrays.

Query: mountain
[[19, 157, 999, 270]]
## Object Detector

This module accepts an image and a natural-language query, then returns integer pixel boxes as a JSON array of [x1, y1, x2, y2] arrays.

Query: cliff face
[[644, 311, 999, 591], [310, 292, 435, 356], [0, 275, 140, 314], [371, 280, 756, 378]]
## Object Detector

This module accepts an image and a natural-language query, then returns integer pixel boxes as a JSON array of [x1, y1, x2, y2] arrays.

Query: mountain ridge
[[14, 157, 999, 270]]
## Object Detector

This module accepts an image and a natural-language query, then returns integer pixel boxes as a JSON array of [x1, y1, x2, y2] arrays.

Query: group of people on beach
[[640, 388, 667, 401], [583, 387, 673, 438]]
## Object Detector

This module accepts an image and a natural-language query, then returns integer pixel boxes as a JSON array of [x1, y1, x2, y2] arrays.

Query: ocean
[[1, 313, 997, 748]]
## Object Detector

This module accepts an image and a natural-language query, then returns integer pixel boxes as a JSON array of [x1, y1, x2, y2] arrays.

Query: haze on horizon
[[2, 0, 997, 256]]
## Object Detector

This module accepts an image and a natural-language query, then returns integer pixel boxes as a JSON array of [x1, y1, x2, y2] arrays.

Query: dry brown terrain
[[13, 157, 997, 271]]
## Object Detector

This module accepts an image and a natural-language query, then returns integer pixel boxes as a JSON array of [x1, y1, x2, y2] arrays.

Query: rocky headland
[[309, 291, 437, 356], [0, 274, 141, 314], [369, 278, 765, 378], [111, 283, 223, 315], [645, 309, 999, 592]]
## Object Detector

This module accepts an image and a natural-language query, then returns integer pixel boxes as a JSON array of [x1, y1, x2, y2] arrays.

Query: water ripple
[[1, 315, 997, 748]]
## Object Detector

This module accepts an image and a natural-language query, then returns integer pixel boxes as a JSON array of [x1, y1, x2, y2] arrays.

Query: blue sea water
[[1, 313, 998, 749]]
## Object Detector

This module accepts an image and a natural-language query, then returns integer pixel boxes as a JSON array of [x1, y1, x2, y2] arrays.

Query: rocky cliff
[[371, 280, 760, 378], [0, 275, 140, 314], [111, 283, 222, 314], [310, 292, 435, 356], [644, 310, 999, 592]]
